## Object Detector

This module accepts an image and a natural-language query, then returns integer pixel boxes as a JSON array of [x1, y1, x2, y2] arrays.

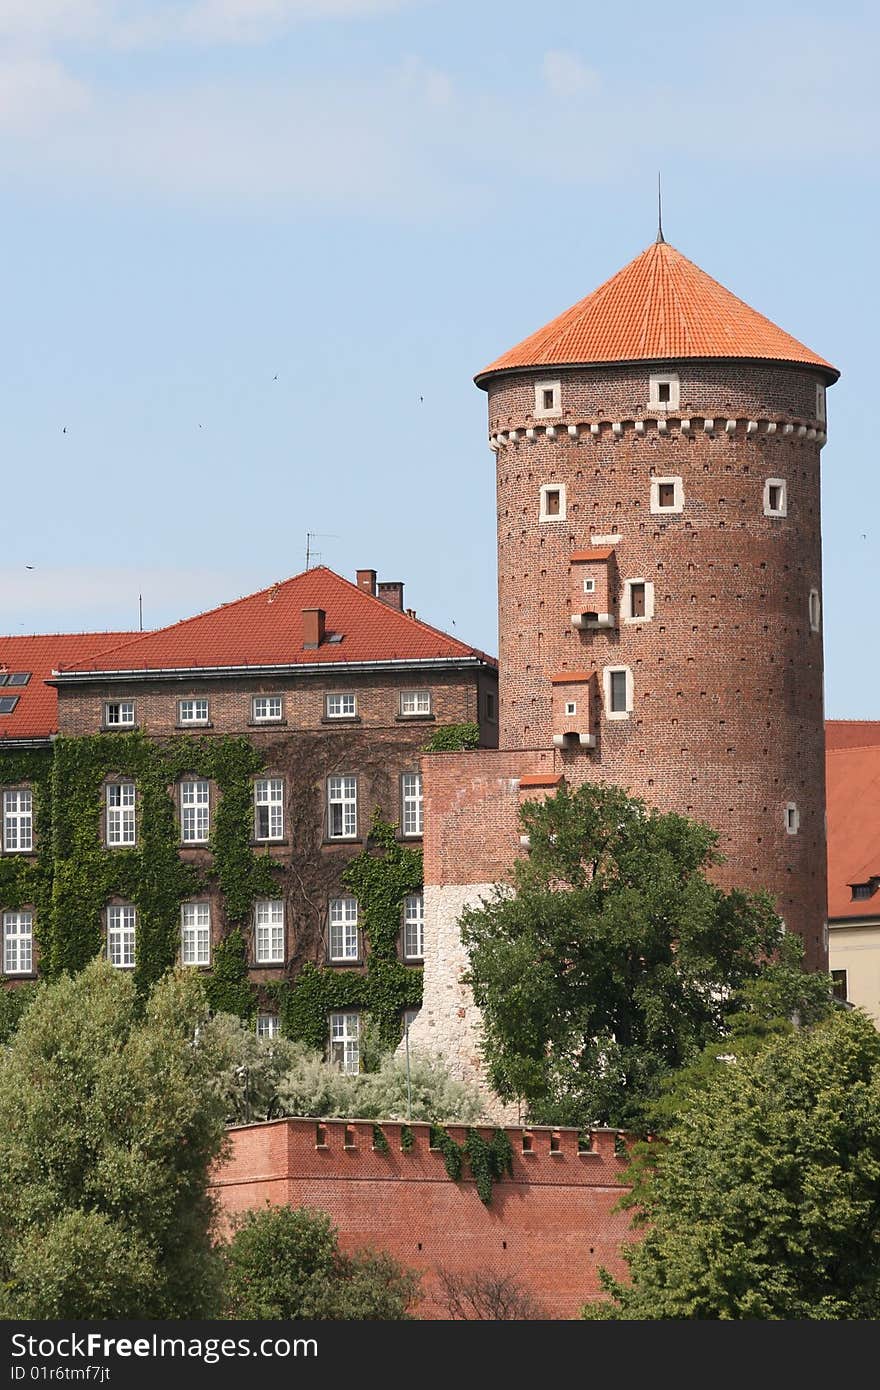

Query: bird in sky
[[419, 395, 423, 402], [62, 426, 67, 434], [25, 565, 34, 570], [273, 374, 278, 380]]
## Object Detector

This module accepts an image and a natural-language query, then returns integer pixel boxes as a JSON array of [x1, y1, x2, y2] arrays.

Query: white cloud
[[0, 57, 90, 127]]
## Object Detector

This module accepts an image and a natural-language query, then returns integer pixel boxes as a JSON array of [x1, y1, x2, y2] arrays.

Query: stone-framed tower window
[[650, 477, 684, 515], [808, 589, 821, 633], [539, 483, 566, 522], [603, 666, 633, 720], [534, 380, 562, 419], [648, 372, 680, 410], [763, 478, 787, 517]]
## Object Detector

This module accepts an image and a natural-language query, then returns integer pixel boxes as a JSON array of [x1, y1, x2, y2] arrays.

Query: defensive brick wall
[[212, 1117, 635, 1319]]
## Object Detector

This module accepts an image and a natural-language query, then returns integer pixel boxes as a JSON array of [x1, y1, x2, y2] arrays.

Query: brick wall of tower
[[485, 361, 829, 966]]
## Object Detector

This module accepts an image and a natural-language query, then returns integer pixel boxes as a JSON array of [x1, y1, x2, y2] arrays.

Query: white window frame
[[256, 1013, 280, 1039], [328, 896, 360, 962], [326, 693, 357, 719], [106, 904, 136, 969], [816, 382, 826, 422], [809, 588, 821, 633], [603, 666, 633, 721], [254, 778, 284, 841], [3, 788, 33, 853], [401, 772, 424, 838], [327, 775, 358, 839], [648, 373, 680, 411], [178, 698, 209, 726], [180, 778, 210, 844], [650, 476, 684, 515], [763, 478, 787, 518], [564, 700, 578, 717], [534, 380, 562, 419], [403, 892, 424, 960], [399, 690, 431, 717], [106, 781, 136, 846], [621, 578, 655, 625], [254, 899, 285, 964], [2, 908, 33, 975], [181, 901, 211, 966], [539, 483, 567, 522], [329, 1010, 360, 1074], [583, 577, 596, 594], [785, 802, 800, 836], [104, 700, 135, 728], [252, 695, 283, 724]]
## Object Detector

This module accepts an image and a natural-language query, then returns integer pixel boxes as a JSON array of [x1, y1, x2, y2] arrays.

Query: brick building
[[410, 236, 838, 1093], [0, 566, 497, 1057], [825, 720, 880, 1024]]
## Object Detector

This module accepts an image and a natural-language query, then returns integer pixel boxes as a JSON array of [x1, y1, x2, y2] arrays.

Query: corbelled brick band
[[212, 1117, 634, 1319]]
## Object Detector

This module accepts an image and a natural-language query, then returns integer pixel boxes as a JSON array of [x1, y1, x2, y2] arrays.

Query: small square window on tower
[[648, 373, 680, 410], [534, 380, 562, 419], [650, 477, 683, 515], [540, 484, 566, 522], [763, 478, 787, 517]]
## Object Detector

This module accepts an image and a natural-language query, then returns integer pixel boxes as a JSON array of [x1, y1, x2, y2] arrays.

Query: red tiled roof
[[0, 633, 136, 741], [518, 773, 564, 788], [570, 548, 615, 563], [56, 568, 495, 675], [550, 672, 593, 684], [476, 240, 838, 383], [826, 738, 880, 921], [826, 720, 880, 752]]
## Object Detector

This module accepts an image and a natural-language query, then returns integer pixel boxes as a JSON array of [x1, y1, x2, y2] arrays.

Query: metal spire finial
[[656, 172, 665, 244]]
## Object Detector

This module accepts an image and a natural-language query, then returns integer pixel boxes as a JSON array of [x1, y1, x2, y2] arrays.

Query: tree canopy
[[587, 1008, 880, 1319], [461, 782, 833, 1133], [0, 958, 228, 1318], [222, 1205, 419, 1319]]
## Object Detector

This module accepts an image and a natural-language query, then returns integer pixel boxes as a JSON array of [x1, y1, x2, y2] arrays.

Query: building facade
[[410, 237, 837, 1092], [826, 720, 880, 1024], [0, 566, 498, 1061]]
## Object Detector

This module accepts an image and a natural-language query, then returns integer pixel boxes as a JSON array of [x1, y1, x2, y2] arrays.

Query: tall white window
[[399, 690, 431, 716], [180, 779, 210, 843], [3, 909, 33, 975], [329, 897, 359, 961], [107, 905, 136, 968], [256, 1013, 279, 1038], [326, 693, 357, 719], [104, 701, 135, 727], [327, 776, 357, 839], [401, 773, 424, 837], [329, 1011, 360, 1074], [178, 698, 209, 725], [403, 893, 424, 960], [181, 902, 211, 966], [254, 899, 285, 964], [3, 789, 33, 853], [254, 779, 284, 841], [106, 782, 136, 845], [252, 695, 283, 723], [604, 667, 633, 720]]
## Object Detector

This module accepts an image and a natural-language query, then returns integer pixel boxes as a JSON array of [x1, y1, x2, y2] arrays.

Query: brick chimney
[[302, 608, 326, 649], [356, 569, 377, 596], [377, 581, 404, 611]]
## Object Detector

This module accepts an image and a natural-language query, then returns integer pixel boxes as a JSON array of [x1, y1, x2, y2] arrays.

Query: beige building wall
[[829, 921, 880, 1025]]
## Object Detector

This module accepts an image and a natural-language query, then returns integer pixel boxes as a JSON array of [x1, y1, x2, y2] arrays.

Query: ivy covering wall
[[0, 734, 424, 1045]]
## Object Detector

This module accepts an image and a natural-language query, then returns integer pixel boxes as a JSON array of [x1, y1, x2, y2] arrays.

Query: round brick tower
[[475, 239, 838, 969]]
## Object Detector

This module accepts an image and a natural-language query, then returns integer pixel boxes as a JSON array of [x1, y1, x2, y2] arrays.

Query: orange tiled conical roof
[[476, 240, 837, 383]]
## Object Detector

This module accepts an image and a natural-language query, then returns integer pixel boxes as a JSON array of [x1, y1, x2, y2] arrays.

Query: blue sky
[[0, 0, 876, 718]]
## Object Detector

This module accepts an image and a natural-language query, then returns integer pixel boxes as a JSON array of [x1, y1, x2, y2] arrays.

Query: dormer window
[[534, 381, 561, 419], [851, 878, 878, 901]]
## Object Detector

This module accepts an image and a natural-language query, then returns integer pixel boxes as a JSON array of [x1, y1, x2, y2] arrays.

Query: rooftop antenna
[[656, 172, 665, 244], [138, 594, 143, 632], [305, 532, 340, 569]]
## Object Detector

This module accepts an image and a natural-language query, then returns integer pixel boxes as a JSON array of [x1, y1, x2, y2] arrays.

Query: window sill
[[175, 722, 214, 731], [253, 960, 286, 969], [250, 839, 289, 848], [395, 713, 435, 723], [322, 837, 362, 847], [403, 957, 424, 965], [247, 720, 288, 729], [0, 849, 37, 858], [398, 834, 423, 843], [321, 716, 362, 725], [4, 971, 37, 980], [180, 840, 211, 849], [327, 958, 364, 968], [100, 725, 139, 733]]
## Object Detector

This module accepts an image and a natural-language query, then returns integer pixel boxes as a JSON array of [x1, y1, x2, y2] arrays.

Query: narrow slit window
[[610, 671, 628, 713]]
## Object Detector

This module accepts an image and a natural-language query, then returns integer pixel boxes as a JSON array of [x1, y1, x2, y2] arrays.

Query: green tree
[[0, 958, 228, 1318], [461, 782, 832, 1133], [222, 1205, 419, 1319], [588, 1009, 880, 1319]]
